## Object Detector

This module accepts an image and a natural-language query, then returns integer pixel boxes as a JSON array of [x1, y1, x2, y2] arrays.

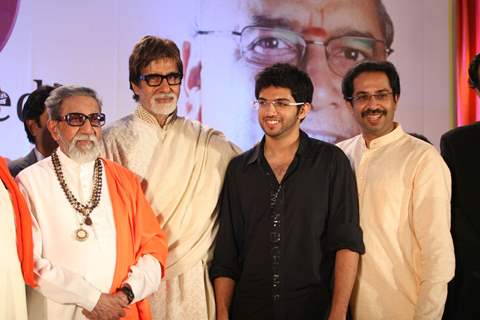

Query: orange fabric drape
[[103, 158, 168, 320], [456, 0, 480, 125], [0, 157, 36, 287]]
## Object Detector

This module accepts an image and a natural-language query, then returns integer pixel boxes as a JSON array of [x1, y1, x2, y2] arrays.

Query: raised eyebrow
[[327, 28, 377, 40], [374, 89, 392, 94], [251, 15, 293, 29], [353, 91, 370, 96]]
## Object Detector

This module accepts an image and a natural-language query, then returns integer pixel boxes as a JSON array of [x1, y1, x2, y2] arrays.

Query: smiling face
[[131, 58, 181, 117], [257, 86, 309, 141], [187, 0, 390, 147], [350, 71, 397, 142]]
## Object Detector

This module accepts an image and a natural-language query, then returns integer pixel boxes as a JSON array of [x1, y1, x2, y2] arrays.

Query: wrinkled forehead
[[198, 0, 384, 40], [59, 95, 101, 115]]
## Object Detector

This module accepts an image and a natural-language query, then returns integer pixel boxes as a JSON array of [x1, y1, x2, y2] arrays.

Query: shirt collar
[[246, 130, 311, 165], [363, 122, 405, 150], [134, 104, 177, 128]]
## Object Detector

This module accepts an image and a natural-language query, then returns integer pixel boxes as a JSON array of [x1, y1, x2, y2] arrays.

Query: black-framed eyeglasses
[[138, 72, 183, 87], [57, 112, 106, 127], [348, 91, 394, 105], [253, 99, 305, 110], [196, 26, 393, 77]]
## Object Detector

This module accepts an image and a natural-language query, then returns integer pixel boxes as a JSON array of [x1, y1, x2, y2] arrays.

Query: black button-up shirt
[[211, 131, 365, 320]]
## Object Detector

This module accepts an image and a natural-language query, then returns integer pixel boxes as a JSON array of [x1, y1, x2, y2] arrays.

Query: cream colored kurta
[[102, 106, 240, 319], [337, 125, 455, 320], [0, 181, 28, 320], [16, 149, 161, 320]]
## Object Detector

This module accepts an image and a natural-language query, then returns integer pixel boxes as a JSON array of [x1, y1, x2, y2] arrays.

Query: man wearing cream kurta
[[337, 61, 455, 319], [17, 85, 168, 320], [103, 36, 239, 319]]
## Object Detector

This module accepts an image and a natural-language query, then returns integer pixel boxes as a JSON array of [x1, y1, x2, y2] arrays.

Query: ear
[[47, 119, 61, 142], [393, 94, 400, 110], [181, 40, 202, 119], [25, 119, 41, 138], [131, 81, 141, 97], [298, 103, 312, 121]]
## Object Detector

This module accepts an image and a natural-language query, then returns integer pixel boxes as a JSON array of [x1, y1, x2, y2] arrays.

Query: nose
[[304, 46, 344, 110], [78, 118, 95, 135], [157, 78, 172, 93], [262, 102, 279, 115]]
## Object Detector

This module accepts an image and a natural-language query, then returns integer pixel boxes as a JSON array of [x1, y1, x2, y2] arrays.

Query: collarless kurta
[[337, 124, 455, 320], [17, 149, 164, 320]]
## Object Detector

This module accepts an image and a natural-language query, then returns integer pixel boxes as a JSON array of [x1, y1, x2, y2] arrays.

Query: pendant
[[75, 228, 89, 241], [84, 216, 92, 226]]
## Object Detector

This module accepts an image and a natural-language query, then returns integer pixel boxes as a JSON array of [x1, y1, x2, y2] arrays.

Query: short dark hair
[[129, 35, 183, 101], [22, 85, 55, 143], [342, 60, 400, 102], [255, 63, 314, 103], [468, 53, 480, 90]]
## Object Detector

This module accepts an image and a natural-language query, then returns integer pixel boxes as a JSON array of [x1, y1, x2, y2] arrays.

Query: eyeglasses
[[253, 99, 304, 110], [57, 112, 106, 127], [138, 73, 183, 87], [349, 91, 394, 106], [196, 26, 393, 77]]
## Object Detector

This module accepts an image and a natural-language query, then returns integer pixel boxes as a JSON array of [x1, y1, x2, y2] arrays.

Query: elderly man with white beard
[[102, 36, 240, 319], [16, 85, 168, 320]]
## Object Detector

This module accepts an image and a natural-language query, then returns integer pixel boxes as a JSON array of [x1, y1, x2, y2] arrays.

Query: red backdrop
[[456, 0, 480, 125]]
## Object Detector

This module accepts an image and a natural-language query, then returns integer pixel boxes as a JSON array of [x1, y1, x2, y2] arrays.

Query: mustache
[[361, 108, 387, 118], [153, 93, 177, 100], [73, 133, 98, 143]]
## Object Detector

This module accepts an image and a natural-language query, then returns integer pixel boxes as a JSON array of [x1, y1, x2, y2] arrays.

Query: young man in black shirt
[[211, 63, 365, 320]]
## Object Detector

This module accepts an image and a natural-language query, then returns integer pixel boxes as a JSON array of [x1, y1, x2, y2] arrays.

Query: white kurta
[[338, 125, 455, 320], [103, 106, 240, 319], [0, 182, 28, 320], [16, 149, 161, 320]]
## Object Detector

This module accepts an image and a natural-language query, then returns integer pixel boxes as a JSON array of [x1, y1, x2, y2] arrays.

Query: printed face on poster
[[0, 0, 451, 158]]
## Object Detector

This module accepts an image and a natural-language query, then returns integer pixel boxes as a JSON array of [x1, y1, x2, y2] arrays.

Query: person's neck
[[36, 144, 56, 158], [264, 130, 300, 159], [155, 114, 169, 127], [363, 123, 396, 148]]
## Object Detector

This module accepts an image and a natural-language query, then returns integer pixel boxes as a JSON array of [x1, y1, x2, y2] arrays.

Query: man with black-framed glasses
[[16, 85, 168, 320], [337, 61, 455, 319], [181, 0, 394, 150], [103, 35, 240, 319]]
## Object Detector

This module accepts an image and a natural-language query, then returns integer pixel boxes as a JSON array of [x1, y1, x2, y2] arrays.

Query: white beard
[[67, 134, 101, 164], [148, 93, 177, 116]]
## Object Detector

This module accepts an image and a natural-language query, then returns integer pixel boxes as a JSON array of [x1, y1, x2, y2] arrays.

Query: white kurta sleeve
[[18, 182, 102, 312], [124, 254, 162, 303]]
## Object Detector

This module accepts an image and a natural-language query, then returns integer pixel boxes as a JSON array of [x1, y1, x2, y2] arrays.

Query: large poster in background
[[0, 0, 451, 159]]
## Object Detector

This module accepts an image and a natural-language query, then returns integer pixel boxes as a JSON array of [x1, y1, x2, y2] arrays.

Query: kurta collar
[[246, 130, 311, 165], [134, 104, 177, 128], [363, 123, 405, 150], [56, 148, 96, 172]]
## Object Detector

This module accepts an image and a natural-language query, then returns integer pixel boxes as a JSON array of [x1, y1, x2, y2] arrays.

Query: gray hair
[[45, 85, 103, 120]]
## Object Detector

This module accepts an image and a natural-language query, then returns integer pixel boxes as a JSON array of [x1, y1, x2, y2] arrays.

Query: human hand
[[82, 293, 128, 320]]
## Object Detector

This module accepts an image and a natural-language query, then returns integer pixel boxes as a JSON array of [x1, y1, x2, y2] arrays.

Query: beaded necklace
[[51, 151, 102, 241]]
